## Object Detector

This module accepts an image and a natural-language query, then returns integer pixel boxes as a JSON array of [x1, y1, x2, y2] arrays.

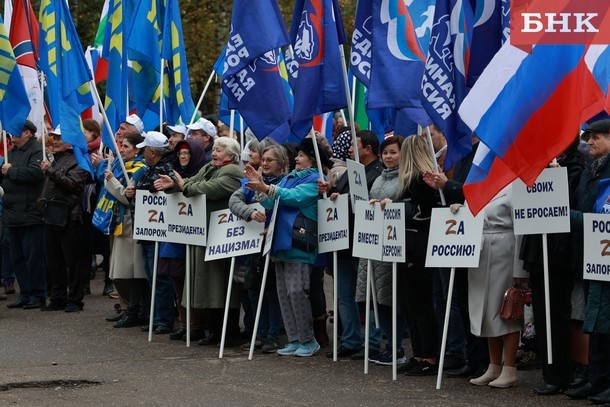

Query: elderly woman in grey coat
[[355, 136, 405, 365], [155, 137, 243, 345]]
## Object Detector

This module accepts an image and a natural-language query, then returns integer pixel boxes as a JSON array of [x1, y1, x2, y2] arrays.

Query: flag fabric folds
[[102, 0, 129, 149], [0, 15, 31, 136], [222, 0, 289, 78], [39, 0, 94, 173], [287, 0, 348, 138], [421, 0, 474, 170], [9, 0, 43, 137], [460, 44, 608, 214], [160, 0, 195, 125]]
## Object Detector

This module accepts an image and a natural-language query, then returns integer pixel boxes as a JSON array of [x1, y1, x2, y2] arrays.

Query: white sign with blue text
[[583, 213, 610, 283], [352, 201, 383, 261], [512, 167, 570, 235], [165, 194, 207, 246], [317, 194, 350, 254], [133, 190, 169, 243], [426, 207, 484, 268], [382, 203, 406, 263], [205, 205, 265, 261], [346, 159, 369, 212]]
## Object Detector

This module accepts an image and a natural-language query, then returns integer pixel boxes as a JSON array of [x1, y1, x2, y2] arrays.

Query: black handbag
[[291, 213, 318, 253]]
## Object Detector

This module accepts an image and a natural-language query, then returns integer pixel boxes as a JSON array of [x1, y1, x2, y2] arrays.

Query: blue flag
[[127, 0, 163, 119], [421, 0, 473, 170], [102, 0, 129, 151], [39, 0, 94, 174], [161, 0, 195, 125], [222, 50, 292, 143], [467, 0, 504, 88], [368, 0, 433, 110], [0, 16, 31, 136], [287, 0, 348, 138], [350, 0, 373, 87], [222, 0, 289, 78]]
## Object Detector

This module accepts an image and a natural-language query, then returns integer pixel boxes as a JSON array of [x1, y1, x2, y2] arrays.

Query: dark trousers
[[398, 260, 438, 359], [589, 332, 610, 389], [454, 268, 489, 369], [45, 221, 87, 306], [530, 267, 573, 386], [309, 266, 327, 318], [8, 225, 46, 303]]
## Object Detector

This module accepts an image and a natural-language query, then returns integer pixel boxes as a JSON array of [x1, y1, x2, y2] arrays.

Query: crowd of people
[[1, 113, 609, 404]]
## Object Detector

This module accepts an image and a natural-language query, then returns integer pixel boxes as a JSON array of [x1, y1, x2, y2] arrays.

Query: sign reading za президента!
[[352, 201, 383, 261], [205, 205, 265, 261], [426, 207, 484, 268], [165, 193, 207, 245], [512, 167, 570, 236], [583, 214, 610, 283], [134, 191, 207, 245], [317, 194, 350, 254]]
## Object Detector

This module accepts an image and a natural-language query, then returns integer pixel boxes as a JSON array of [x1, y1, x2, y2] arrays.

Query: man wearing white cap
[[116, 114, 145, 147], [167, 124, 187, 150], [187, 118, 216, 163]]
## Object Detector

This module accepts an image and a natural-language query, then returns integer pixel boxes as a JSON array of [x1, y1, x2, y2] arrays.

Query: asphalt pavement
[[0, 275, 584, 406]]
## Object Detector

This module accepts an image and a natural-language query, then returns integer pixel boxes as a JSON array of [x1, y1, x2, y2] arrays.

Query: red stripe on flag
[[464, 156, 516, 216]]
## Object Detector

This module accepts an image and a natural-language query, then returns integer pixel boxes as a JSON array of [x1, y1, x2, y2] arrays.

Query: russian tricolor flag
[[460, 43, 609, 215]]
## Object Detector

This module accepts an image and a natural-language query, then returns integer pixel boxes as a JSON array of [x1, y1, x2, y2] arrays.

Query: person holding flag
[[39, 127, 90, 312]]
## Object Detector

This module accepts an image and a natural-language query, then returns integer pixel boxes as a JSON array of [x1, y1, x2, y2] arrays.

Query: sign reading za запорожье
[[510, 0, 610, 50]]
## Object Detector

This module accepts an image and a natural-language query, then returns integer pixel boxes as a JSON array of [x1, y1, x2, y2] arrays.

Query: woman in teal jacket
[[244, 137, 331, 357]]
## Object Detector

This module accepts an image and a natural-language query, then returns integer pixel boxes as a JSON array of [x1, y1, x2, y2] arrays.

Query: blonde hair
[[398, 135, 435, 194]]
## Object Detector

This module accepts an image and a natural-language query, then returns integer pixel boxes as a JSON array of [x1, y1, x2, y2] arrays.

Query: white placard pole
[[148, 241, 160, 342], [190, 70, 215, 125], [332, 251, 338, 361], [364, 261, 372, 374], [392, 262, 397, 381], [424, 126, 445, 206], [542, 233, 552, 364], [368, 259, 380, 329], [436, 267, 456, 389], [219, 257, 236, 359], [185, 244, 191, 347], [249, 253, 271, 361]]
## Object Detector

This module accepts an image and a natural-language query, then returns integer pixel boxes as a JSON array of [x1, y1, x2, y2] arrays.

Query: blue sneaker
[[277, 341, 300, 356], [294, 339, 320, 357], [374, 348, 406, 365]]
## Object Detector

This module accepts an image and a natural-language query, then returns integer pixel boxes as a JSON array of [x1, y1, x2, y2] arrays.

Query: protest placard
[[133, 190, 169, 242], [346, 159, 369, 211], [352, 201, 383, 261], [512, 167, 570, 235], [426, 207, 484, 268], [206, 205, 265, 260], [165, 194, 207, 246], [381, 203, 406, 263], [583, 213, 610, 283], [318, 194, 350, 254]]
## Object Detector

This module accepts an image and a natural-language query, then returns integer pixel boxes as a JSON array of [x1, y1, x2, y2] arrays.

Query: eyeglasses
[[178, 151, 190, 156], [261, 158, 276, 163]]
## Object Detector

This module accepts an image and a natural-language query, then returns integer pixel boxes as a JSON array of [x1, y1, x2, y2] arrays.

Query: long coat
[[355, 168, 399, 306], [181, 162, 242, 309], [468, 185, 528, 337]]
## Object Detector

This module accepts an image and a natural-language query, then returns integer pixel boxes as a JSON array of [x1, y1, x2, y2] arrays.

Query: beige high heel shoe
[[469, 364, 502, 386]]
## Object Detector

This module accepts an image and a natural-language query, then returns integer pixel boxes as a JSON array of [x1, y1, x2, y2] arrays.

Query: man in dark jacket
[[318, 130, 384, 359], [39, 127, 89, 312], [1, 120, 47, 309]]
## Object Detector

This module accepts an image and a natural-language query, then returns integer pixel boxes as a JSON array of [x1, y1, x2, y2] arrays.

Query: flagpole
[[190, 70, 215, 125], [339, 45, 359, 162], [39, 72, 47, 161], [89, 79, 130, 181], [239, 115, 244, 151], [160, 58, 165, 129], [423, 126, 446, 206], [1, 121, 7, 165], [229, 109, 235, 145]]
